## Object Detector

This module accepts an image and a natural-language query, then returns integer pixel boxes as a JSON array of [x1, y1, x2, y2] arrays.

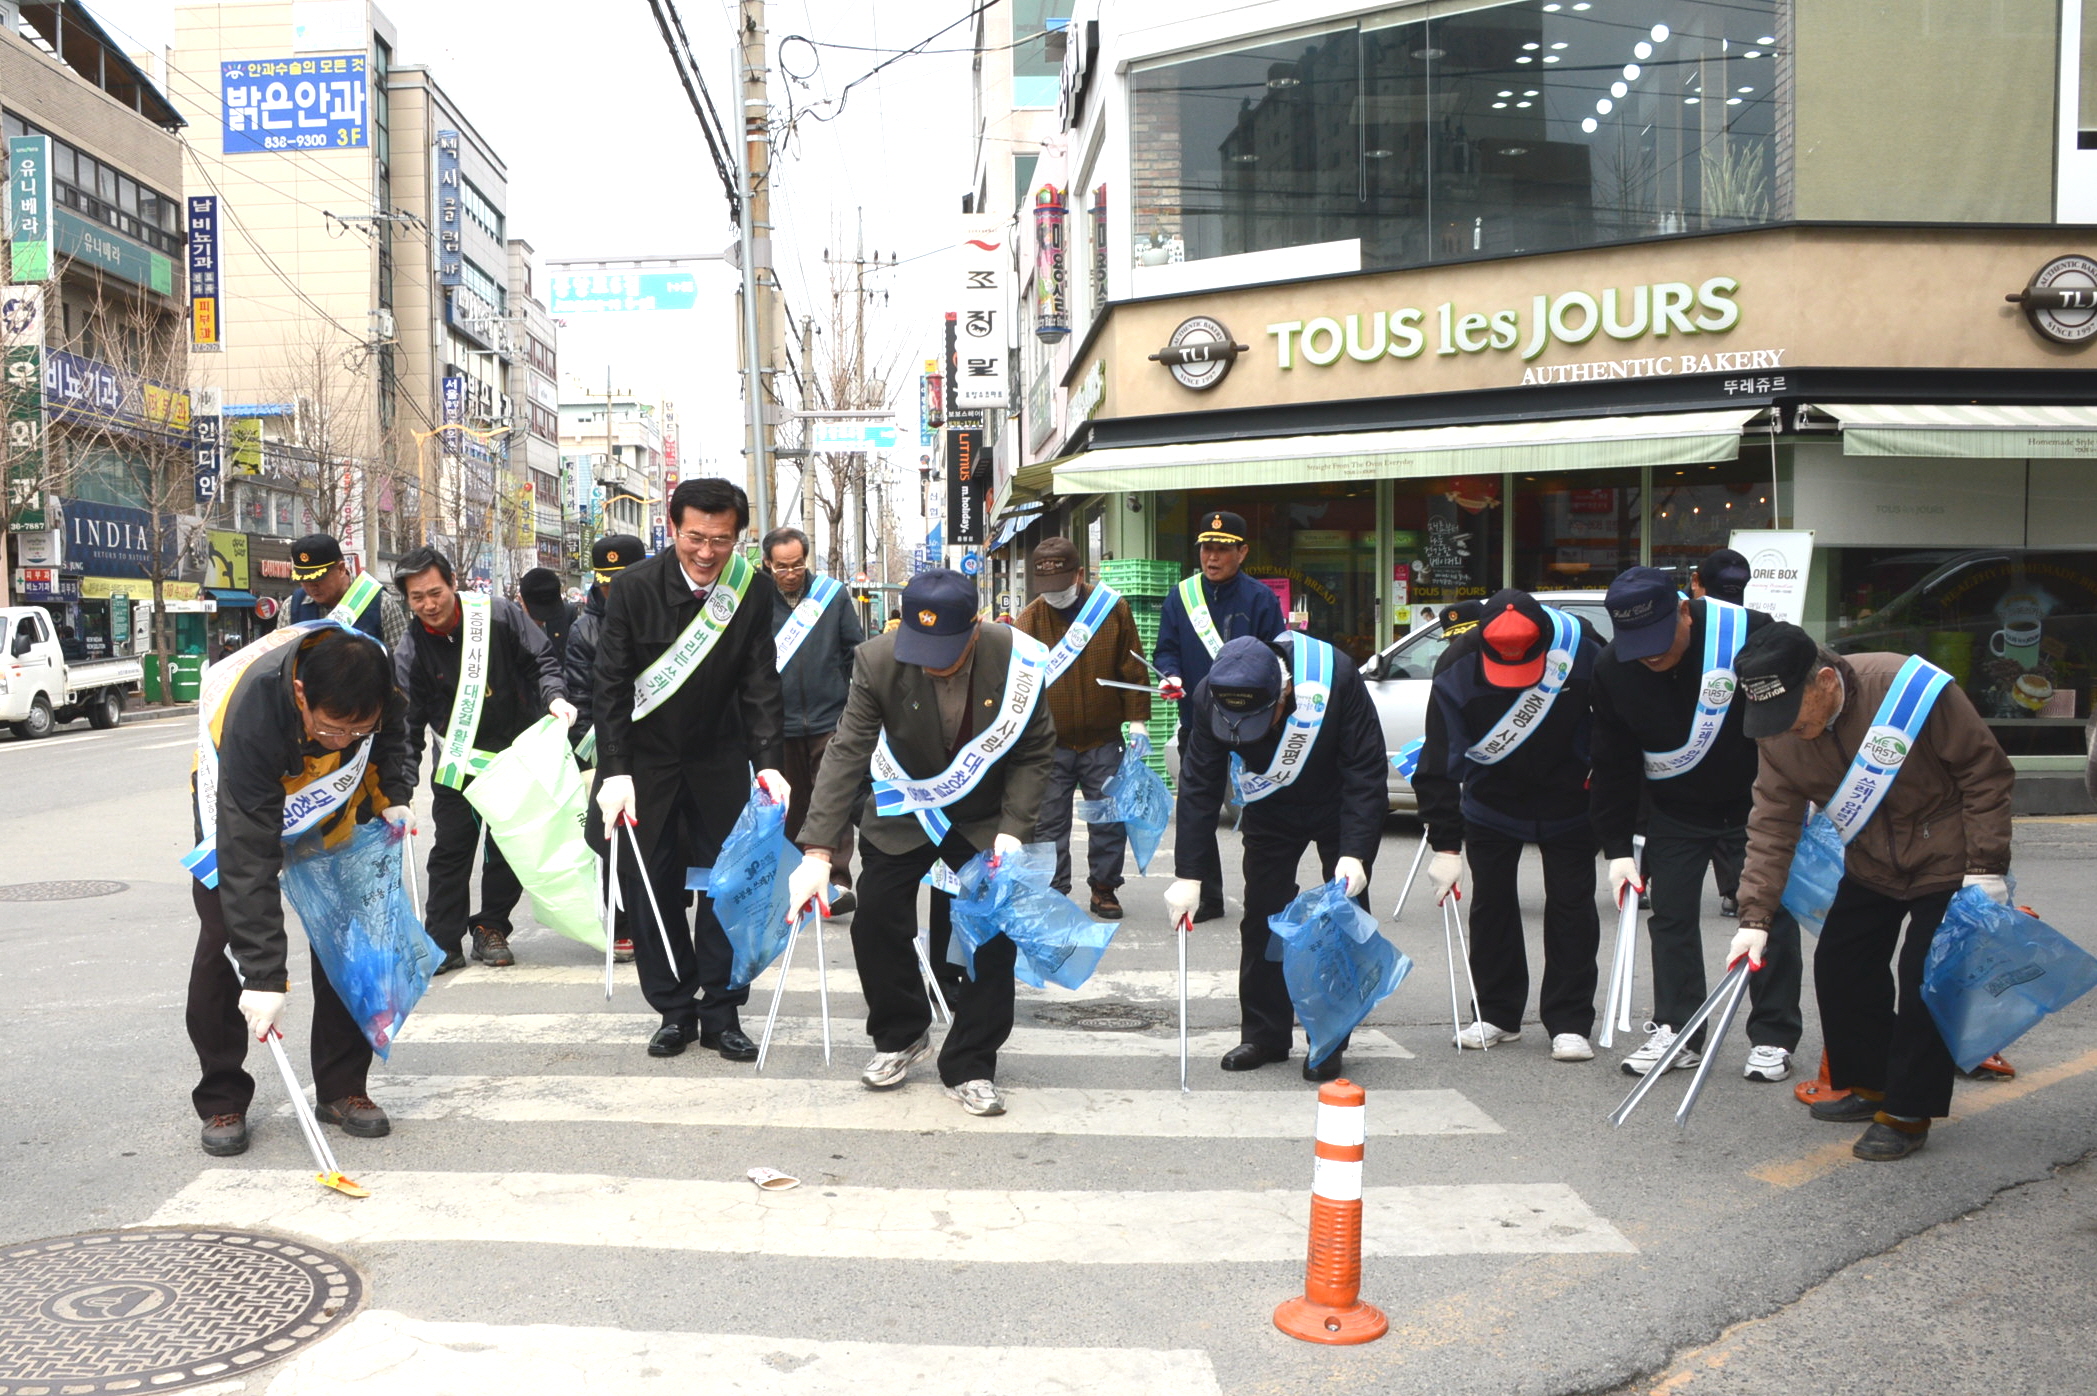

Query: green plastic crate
[[1101, 558, 1183, 597]]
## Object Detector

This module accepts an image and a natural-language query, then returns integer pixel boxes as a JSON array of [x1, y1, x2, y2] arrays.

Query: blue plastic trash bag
[[282, 819, 440, 1058], [711, 784, 800, 989], [1780, 812, 1846, 936], [1922, 888, 2097, 1073], [1074, 746, 1172, 874], [948, 842, 1118, 990], [1267, 879, 1411, 1068]]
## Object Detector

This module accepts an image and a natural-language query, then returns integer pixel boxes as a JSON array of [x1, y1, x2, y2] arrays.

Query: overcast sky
[[85, 0, 971, 504]]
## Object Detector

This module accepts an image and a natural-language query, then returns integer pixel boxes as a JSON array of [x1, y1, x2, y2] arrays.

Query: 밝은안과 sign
[[221, 56, 369, 154]]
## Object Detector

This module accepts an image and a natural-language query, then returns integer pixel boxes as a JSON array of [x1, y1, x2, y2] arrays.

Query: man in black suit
[[592, 479, 788, 1062]]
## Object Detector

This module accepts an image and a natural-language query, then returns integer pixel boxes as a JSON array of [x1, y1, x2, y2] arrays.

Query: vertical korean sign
[[441, 374, 465, 474], [945, 427, 986, 547], [1032, 186, 1069, 341], [8, 136, 52, 282], [435, 131, 462, 288], [192, 386, 224, 507], [954, 223, 1008, 410], [188, 196, 223, 352], [4, 281, 46, 528]]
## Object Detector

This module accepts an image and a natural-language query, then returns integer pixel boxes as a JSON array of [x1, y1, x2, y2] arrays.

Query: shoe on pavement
[[1744, 1045, 1793, 1082], [944, 1079, 1006, 1116], [1853, 1118, 1928, 1161], [1719, 895, 1741, 918], [1220, 1042, 1289, 1071], [647, 1022, 692, 1058], [861, 1031, 932, 1090], [699, 1027, 759, 1062], [200, 1113, 249, 1156], [316, 1096, 390, 1138], [431, 948, 467, 975], [1811, 1090, 1882, 1123], [612, 938, 635, 964], [1303, 1052, 1345, 1082], [469, 925, 515, 967], [1192, 899, 1227, 924], [1620, 1023, 1699, 1076], [1454, 1020, 1521, 1050], [825, 889, 858, 918], [1088, 884, 1124, 920], [1550, 1033, 1595, 1062]]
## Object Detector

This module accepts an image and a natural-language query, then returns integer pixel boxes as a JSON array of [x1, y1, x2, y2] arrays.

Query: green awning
[[1010, 456, 1067, 505], [1049, 410, 1757, 495], [1818, 403, 2097, 458]]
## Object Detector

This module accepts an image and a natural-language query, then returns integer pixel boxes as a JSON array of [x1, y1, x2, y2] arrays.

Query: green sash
[[633, 551, 756, 720], [434, 592, 494, 789], [1177, 574, 1226, 658], [327, 572, 384, 628]]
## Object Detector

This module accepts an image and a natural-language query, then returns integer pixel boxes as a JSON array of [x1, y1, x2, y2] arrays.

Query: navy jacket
[[1153, 570, 1285, 726], [772, 582, 865, 739], [286, 581, 408, 649]]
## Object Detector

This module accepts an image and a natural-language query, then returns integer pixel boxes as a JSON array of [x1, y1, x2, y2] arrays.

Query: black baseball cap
[[1206, 636, 1285, 746], [1606, 566, 1683, 662], [1439, 599, 1485, 633], [1477, 589, 1552, 689], [1735, 622, 1822, 739], [592, 533, 645, 579], [1698, 548, 1751, 604], [895, 567, 979, 668], [290, 533, 344, 581], [1196, 510, 1249, 546]]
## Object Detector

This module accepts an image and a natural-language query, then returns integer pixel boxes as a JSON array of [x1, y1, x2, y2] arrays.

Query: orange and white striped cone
[[1274, 1079, 1387, 1345]]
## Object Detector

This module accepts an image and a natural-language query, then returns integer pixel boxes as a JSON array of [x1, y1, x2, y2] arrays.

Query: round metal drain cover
[[0, 881, 129, 903], [1033, 1001, 1169, 1032], [0, 1229, 363, 1394]]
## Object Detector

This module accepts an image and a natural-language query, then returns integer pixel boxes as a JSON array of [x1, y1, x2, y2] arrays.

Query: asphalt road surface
[[2, 719, 2093, 1394]]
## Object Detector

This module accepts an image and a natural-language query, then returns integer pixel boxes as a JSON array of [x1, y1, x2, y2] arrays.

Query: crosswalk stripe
[[149, 1173, 1632, 1263], [440, 963, 1245, 1000], [392, 1012, 1415, 1059], [317, 1075, 1500, 1137], [256, 1311, 1225, 1395]]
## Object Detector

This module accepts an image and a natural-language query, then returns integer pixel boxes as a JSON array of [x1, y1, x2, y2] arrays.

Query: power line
[[779, 0, 1003, 129], [643, 0, 742, 220]]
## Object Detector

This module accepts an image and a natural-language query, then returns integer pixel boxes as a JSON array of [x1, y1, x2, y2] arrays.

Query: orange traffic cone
[[1794, 1049, 1849, 1108], [1274, 1079, 1387, 1345]]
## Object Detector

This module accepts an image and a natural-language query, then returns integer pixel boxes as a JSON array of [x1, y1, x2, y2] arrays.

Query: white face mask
[[1041, 583, 1079, 609]]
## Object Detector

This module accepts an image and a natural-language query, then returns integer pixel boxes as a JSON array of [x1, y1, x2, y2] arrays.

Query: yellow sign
[[207, 530, 249, 589], [82, 577, 202, 601], [191, 297, 218, 348]]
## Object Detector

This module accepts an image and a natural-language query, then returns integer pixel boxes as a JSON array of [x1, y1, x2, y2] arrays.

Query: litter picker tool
[[263, 1027, 368, 1198], [1608, 958, 1750, 1128], [1177, 912, 1192, 1093], [618, 815, 680, 967], [600, 833, 619, 1001], [402, 828, 420, 915], [1093, 677, 1158, 694], [1442, 892, 1488, 1052], [1669, 966, 1751, 1131], [913, 930, 953, 1024], [1598, 834, 1645, 1050], [1130, 649, 1166, 679], [812, 903, 833, 1066], [1390, 831, 1430, 920], [756, 904, 835, 1072]]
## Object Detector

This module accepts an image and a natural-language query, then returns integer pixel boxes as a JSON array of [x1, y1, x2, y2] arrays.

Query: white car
[[1361, 591, 1616, 812]]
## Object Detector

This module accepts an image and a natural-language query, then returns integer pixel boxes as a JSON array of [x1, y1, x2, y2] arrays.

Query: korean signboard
[[548, 272, 700, 314], [954, 223, 1008, 409], [4, 282, 44, 528], [188, 196, 222, 352], [42, 351, 191, 436], [7, 136, 52, 282], [1032, 185, 1069, 341], [220, 56, 369, 155], [441, 374, 465, 459], [435, 130, 462, 287], [919, 358, 941, 446], [62, 498, 171, 579], [207, 529, 250, 590], [945, 428, 987, 547], [193, 387, 224, 506]]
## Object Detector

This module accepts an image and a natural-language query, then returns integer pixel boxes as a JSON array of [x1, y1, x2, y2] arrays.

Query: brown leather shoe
[[470, 925, 514, 967], [201, 1113, 249, 1156], [1088, 884, 1124, 920], [317, 1095, 391, 1138]]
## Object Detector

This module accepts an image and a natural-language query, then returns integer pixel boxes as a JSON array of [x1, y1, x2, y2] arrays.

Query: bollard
[[1274, 1079, 1387, 1345]]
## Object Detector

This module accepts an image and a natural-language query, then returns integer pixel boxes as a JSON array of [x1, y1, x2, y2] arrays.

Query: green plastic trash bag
[[463, 714, 606, 950]]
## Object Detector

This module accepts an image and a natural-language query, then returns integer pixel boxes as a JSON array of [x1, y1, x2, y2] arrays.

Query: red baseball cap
[[1478, 590, 1551, 689]]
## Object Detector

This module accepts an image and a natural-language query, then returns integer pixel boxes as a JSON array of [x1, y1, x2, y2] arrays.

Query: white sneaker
[[1550, 1033, 1595, 1062], [860, 1032, 932, 1090], [1454, 1020, 1521, 1050], [944, 1079, 1005, 1116], [1619, 1022, 1700, 1077], [1743, 1045, 1793, 1082]]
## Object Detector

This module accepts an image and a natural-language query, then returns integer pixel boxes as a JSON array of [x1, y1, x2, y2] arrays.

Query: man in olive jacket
[[1732, 624, 2014, 1162]]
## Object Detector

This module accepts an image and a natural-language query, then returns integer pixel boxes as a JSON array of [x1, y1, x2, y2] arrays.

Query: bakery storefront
[[1053, 225, 2097, 760]]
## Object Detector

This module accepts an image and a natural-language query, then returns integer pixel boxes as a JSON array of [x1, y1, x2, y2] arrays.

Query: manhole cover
[[1033, 1000, 1170, 1032], [0, 1229, 363, 1393], [0, 881, 128, 903]]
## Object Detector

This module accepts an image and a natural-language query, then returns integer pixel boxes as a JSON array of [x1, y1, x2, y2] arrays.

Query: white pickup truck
[[0, 606, 145, 739]]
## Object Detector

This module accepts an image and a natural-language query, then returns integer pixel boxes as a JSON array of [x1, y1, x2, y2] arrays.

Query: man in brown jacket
[[1013, 538, 1151, 918], [1730, 624, 2014, 1161]]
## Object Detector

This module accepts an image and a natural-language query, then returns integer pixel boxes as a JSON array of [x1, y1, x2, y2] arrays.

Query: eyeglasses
[[677, 530, 740, 553], [309, 716, 377, 743], [768, 560, 808, 575]]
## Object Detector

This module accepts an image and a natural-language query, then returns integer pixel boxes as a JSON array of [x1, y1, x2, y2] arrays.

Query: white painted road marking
[[151, 1174, 1632, 1262], [441, 962, 1246, 1001], [309, 1074, 1498, 1137], [393, 1012, 1415, 1059], [259, 1311, 1224, 1395]]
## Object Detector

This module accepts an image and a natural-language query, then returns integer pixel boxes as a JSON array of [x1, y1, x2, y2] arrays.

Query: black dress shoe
[[1303, 1053, 1345, 1083], [648, 1022, 692, 1058], [825, 889, 858, 917], [1192, 899, 1227, 924], [701, 1027, 759, 1062], [201, 1113, 249, 1156], [1220, 1042, 1289, 1072], [432, 949, 467, 976], [1853, 1120, 1928, 1161], [1719, 895, 1741, 918], [1809, 1090, 1881, 1123]]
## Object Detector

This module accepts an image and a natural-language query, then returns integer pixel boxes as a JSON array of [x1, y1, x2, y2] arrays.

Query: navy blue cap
[[1697, 548, 1751, 604], [1207, 636, 1286, 745], [1606, 566, 1684, 662], [895, 568, 979, 668]]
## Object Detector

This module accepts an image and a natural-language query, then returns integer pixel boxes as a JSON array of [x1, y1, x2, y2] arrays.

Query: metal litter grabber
[[1598, 834, 1646, 1050], [913, 930, 952, 1025], [1442, 892, 1489, 1052], [1608, 958, 1750, 1128], [756, 904, 834, 1072], [618, 814, 681, 968], [1177, 912, 1192, 1092], [263, 1027, 368, 1198], [812, 903, 833, 1066], [1390, 831, 1430, 920], [1669, 965, 1752, 1131], [600, 833, 620, 1001]]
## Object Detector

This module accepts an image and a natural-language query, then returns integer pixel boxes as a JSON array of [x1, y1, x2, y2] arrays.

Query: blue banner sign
[[547, 272, 700, 314], [221, 56, 369, 154], [188, 196, 222, 351]]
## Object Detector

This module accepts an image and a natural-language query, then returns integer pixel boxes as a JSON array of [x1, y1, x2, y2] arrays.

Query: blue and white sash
[[774, 575, 845, 673], [1464, 606, 1580, 766], [1825, 656, 1953, 843], [872, 629, 1050, 844], [1040, 584, 1121, 684], [1389, 737, 1423, 781], [1643, 599, 1748, 779], [1233, 636, 1336, 804]]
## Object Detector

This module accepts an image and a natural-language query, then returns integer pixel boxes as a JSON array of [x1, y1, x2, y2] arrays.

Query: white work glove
[[1428, 851, 1464, 905], [785, 851, 832, 918], [238, 989, 286, 1042], [595, 773, 637, 828], [755, 768, 791, 806], [549, 696, 578, 727], [1334, 855, 1367, 897], [1159, 675, 1185, 701], [381, 804, 416, 834], [1607, 856, 1643, 907], [1727, 925, 1770, 972], [1164, 878, 1203, 923], [1962, 873, 2011, 906], [991, 833, 1023, 861], [1123, 722, 1152, 758]]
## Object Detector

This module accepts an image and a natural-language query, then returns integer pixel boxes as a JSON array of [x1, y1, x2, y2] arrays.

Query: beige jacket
[[1739, 652, 2013, 923]]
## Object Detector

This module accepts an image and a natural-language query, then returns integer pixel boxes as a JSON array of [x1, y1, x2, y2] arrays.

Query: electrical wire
[[644, 0, 742, 220], [780, 0, 1003, 128]]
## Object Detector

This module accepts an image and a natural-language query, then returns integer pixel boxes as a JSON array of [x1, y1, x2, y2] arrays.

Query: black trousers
[[1709, 835, 1743, 901], [425, 781, 524, 956], [1817, 879, 1959, 1119], [1465, 824, 1600, 1038], [1237, 820, 1367, 1054], [781, 732, 854, 890], [1643, 811, 1803, 1051], [617, 784, 747, 1033], [187, 880, 369, 1119], [854, 834, 1017, 1085]]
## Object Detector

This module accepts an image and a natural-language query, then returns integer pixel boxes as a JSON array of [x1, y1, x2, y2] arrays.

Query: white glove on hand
[[1164, 878, 1203, 923], [1334, 856, 1368, 897], [238, 989, 286, 1042], [1159, 675, 1185, 701], [1727, 925, 1769, 971], [549, 697, 579, 727], [595, 774, 637, 828], [1607, 856, 1642, 907], [1123, 722, 1153, 759], [1962, 873, 2011, 905], [1428, 851, 1464, 905], [755, 768, 791, 807], [992, 833, 1023, 858], [785, 851, 831, 918], [381, 805, 416, 834]]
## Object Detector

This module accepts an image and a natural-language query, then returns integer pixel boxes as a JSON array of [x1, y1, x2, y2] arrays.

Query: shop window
[[1513, 467, 1642, 594], [1392, 474, 1505, 625], [1157, 485, 1382, 662], [1651, 458, 1778, 582]]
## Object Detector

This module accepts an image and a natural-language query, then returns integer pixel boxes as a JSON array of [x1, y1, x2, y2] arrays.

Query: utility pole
[[822, 211, 897, 593], [735, 0, 777, 540], [798, 312, 816, 540], [582, 370, 629, 550]]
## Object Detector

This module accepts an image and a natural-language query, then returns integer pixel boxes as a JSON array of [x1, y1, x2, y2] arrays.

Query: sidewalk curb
[[120, 703, 199, 725]]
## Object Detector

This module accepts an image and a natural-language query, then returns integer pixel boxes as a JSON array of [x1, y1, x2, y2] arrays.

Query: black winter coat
[[773, 582, 864, 738], [565, 584, 608, 735], [396, 595, 565, 773]]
